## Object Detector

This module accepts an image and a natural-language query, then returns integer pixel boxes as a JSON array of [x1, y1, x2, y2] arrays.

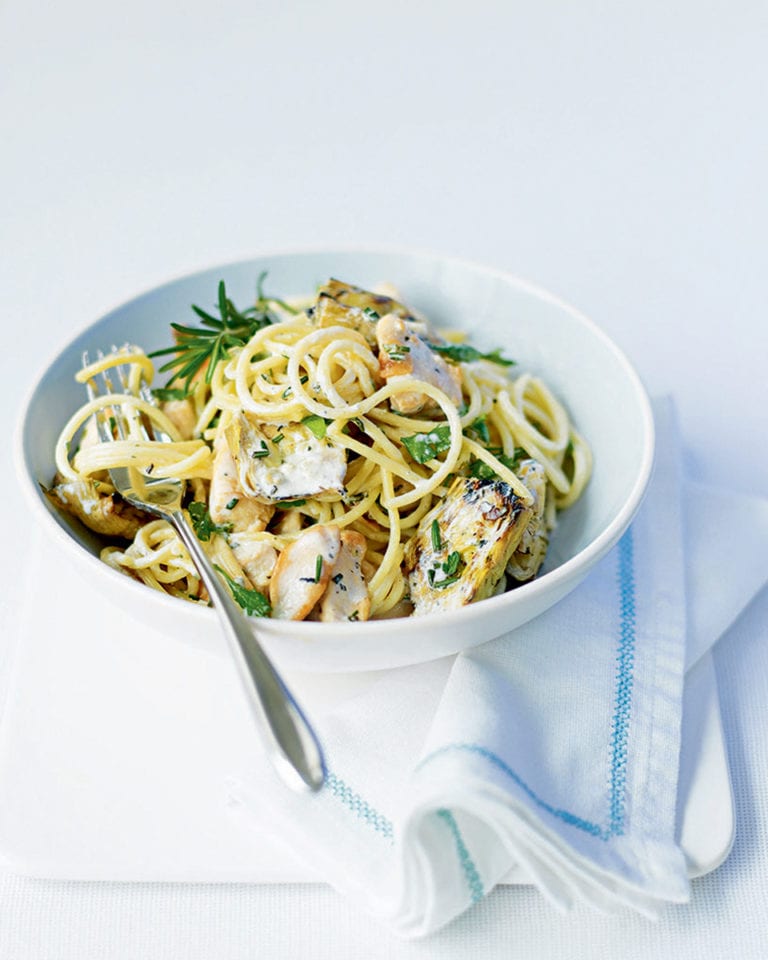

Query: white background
[[2, 1, 767, 957]]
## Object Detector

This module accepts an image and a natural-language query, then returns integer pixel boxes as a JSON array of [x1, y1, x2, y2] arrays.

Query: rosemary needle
[[149, 273, 296, 391]]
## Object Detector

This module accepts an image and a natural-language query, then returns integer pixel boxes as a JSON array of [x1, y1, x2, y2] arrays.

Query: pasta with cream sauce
[[49, 278, 591, 621]]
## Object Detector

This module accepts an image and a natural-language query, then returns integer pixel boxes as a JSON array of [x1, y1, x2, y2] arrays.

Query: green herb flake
[[188, 502, 233, 542], [251, 440, 269, 459], [401, 424, 452, 464], [431, 519, 442, 552], [214, 565, 271, 617], [468, 446, 527, 481], [464, 415, 491, 445], [468, 458, 495, 480], [383, 343, 410, 362], [225, 497, 239, 510], [428, 570, 462, 590], [273, 433, 284, 445], [152, 386, 190, 402], [430, 343, 515, 367], [280, 498, 307, 508], [314, 554, 323, 583], [363, 307, 380, 321], [443, 550, 462, 576], [302, 414, 329, 439], [426, 549, 465, 590]]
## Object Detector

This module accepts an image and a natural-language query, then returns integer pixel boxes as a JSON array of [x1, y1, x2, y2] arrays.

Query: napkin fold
[[233, 397, 767, 936]]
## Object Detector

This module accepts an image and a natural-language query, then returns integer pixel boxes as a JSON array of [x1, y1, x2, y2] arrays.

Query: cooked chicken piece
[[269, 525, 341, 620], [48, 479, 147, 539], [161, 397, 197, 440], [225, 412, 346, 503], [506, 458, 550, 582], [208, 426, 276, 583], [404, 477, 532, 616], [209, 428, 274, 531], [376, 313, 463, 415], [312, 278, 416, 347], [318, 530, 371, 622], [227, 535, 278, 593]]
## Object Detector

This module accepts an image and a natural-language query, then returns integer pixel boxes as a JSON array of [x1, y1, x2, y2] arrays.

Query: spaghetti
[[49, 278, 591, 621]]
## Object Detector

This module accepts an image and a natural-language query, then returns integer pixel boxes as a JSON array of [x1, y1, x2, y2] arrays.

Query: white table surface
[[2, 1, 767, 957]]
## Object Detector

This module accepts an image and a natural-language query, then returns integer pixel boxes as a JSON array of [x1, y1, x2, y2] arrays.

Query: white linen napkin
[[230, 397, 767, 936]]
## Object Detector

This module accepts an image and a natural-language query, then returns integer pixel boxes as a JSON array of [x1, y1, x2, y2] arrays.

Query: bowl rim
[[14, 245, 655, 639]]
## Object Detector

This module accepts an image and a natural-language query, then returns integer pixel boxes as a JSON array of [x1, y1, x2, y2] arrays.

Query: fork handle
[[169, 510, 326, 792]]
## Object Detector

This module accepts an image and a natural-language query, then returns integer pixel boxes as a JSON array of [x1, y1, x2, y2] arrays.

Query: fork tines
[[82, 346, 156, 445]]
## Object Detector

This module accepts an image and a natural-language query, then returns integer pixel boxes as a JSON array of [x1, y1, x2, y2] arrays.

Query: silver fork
[[83, 348, 326, 792]]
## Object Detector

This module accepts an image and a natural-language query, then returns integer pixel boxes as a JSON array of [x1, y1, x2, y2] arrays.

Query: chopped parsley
[[301, 414, 329, 439], [429, 343, 515, 367], [214, 565, 271, 617], [401, 424, 452, 464], [188, 502, 233, 541], [464, 415, 490, 444], [468, 458, 497, 480], [280, 498, 307, 508], [468, 447, 527, 480]]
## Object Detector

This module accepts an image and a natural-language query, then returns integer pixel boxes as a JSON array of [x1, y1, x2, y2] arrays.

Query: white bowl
[[16, 249, 654, 672]]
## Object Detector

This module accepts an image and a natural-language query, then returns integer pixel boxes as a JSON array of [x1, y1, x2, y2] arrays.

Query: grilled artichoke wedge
[[404, 476, 533, 616], [506, 458, 550, 583], [311, 278, 417, 347], [224, 412, 346, 503]]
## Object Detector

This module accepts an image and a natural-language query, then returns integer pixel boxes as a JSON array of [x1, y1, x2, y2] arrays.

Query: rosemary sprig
[[149, 273, 294, 390]]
